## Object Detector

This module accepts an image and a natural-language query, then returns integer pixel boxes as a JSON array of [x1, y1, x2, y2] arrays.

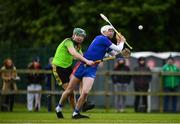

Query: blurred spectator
[[44, 57, 54, 112], [133, 57, 152, 113], [162, 56, 180, 113], [1, 58, 18, 112], [111, 58, 131, 112], [27, 57, 44, 112]]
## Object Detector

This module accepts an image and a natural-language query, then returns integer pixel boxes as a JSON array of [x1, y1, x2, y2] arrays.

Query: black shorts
[[52, 65, 72, 85]]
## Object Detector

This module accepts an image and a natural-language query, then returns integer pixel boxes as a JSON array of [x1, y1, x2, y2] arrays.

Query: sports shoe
[[82, 101, 95, 112], [56, 111, 64, 118], [72, 113, 89, 119]]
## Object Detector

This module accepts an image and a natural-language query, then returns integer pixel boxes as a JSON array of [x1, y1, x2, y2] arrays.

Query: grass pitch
[[0, 105, 180, 123]]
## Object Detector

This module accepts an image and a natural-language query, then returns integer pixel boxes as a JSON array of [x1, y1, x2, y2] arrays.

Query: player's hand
[[85, 60, 94, 66], [116, 33, 126, 44]]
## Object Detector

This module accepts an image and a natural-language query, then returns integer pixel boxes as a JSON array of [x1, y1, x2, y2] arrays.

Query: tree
[[0, 0, 179, 51]]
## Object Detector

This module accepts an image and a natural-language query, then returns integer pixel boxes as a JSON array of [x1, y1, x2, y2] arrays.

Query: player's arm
[[68, 47, 94, 65], [104, 42, 119, 57], [106, 34, 130, 58], [108, 34, 126, 55], [109, 42, 124, 54], [73, 49, 83, 60]]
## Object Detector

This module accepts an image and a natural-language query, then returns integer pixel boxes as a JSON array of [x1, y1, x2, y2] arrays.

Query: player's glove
[[121, 48, 131, 59]]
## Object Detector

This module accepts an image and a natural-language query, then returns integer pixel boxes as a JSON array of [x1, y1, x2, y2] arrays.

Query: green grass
[[0, 104, 180, 123]]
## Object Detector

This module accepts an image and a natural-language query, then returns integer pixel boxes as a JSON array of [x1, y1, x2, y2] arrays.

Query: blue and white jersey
[[84, 35, 112, 61], [74, 35, 113, 79]]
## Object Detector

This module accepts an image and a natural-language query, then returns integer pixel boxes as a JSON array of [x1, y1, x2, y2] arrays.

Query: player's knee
[[82, 92, 89, 98], [65, 89, 73, 95]]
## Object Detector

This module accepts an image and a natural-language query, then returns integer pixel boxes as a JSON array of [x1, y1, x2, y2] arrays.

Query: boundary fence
[[0, 70, 180, 112]]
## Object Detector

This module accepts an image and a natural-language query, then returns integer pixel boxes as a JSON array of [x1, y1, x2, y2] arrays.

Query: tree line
[[0, 0, 179, 51]]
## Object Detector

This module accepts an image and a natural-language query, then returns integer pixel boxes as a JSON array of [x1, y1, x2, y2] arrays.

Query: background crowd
[[0, 55, 179, 113]]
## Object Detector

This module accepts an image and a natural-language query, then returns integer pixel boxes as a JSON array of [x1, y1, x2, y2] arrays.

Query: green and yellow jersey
[[52, 38, 82, 68]]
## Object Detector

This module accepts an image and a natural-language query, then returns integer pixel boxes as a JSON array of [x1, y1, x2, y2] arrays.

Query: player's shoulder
[[63, 38, 73, 45], [95, 35, 110, 43], [96, 35, 108, 39], [64, 38, 73, 42]]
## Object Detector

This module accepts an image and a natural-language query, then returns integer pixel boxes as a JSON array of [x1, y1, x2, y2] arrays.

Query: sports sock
[[72, 107, 79, 116], [55, 104, 63, 112]]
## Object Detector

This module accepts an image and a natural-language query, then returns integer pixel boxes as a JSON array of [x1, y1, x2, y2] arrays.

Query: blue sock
[[72, 107, 79, 116], [74, 107, 79, 113], [56, 104, 63, 112], [58, 104, 63, 108]]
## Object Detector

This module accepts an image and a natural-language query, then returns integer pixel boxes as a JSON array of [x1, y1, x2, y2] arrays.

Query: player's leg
[[72, 62, 95, 112], [61, 65, 78, 109], [53, 65, 76, 118], [80, 82, 95, 112], [56, 75, 80, 118], [61, 82, 76, 109], [72, 77, 94, 119], [59, 75, 80, 106], [53, 65, 75, 105]]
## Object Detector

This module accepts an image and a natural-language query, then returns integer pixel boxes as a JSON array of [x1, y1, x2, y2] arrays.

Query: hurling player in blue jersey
[[56, 25, 126, 119]]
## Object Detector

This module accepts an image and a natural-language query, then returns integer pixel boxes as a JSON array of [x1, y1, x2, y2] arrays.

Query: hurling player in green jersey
[[52, 28, 94, 118]]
